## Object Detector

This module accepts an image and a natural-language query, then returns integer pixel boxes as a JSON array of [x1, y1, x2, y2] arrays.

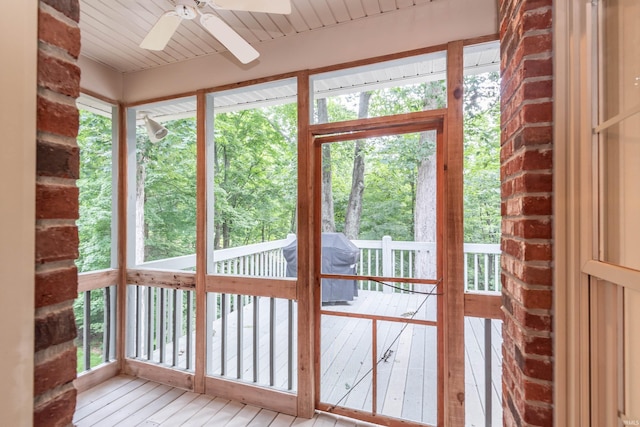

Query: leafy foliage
[[75, 110, 114, 371], [73, 72, 502, 368], [137, 118, 197, 261], [76, 110, 113, 273], [319, 80, 447, 242], [212, 104, 298, 248], [77, 76, 500, 266], [463, 72, 501, 244]]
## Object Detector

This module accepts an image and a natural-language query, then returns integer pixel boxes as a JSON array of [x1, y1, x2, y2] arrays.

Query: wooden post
[[117, 103, 128, 370], [297, 71, 315, 418], [444, 40, 466, 426], [195, 90, 207, 393]]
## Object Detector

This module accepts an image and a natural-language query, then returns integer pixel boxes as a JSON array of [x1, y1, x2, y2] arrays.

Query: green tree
[[76, 110, 113, 272], [75, 109, 115, 370], [212, 104, 298, 249], [463, 72, 501, 244], [137, 118, 197, 262]]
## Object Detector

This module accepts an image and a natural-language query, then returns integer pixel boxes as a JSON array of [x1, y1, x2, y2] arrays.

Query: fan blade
[[209, 0, 291, 14], [200, 14, 259, 64], [140, 11, 183, 50]]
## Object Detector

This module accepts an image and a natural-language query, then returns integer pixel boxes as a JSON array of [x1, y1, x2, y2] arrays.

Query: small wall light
[[143, 114, 168, 142]]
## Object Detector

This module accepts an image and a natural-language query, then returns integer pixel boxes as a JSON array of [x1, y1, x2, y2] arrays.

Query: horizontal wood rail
[[320, 309, 438, 327], [129, 238, 501, 295], [583, 260, 640, 293], [124, 359, 194, 391], [310, 109, 446, 136], [127, 269, 196, 290], [205, 275, 297, 300], [79, 269, 118, 292], [464, 293, 502, 319], [74, 361, 119, 394], [320, 273, 440, 286], [205, 376, 297, 416], [314, 122, 443, 144], [317, 403, 435, 427]]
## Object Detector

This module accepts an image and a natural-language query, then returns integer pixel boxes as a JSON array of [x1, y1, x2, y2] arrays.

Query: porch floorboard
[[83, 290, 501, 426], [73, 375, 383, 427]]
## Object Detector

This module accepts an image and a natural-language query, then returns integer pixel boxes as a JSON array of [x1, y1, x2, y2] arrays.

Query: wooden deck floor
[[318, 289, 502, 427], [464, 317, 502, 427], [84, 290, 501, 426], [73, 375, 383, 427]]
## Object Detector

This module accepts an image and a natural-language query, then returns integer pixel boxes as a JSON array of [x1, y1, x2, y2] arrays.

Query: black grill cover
[[283, 232, 360, 302]]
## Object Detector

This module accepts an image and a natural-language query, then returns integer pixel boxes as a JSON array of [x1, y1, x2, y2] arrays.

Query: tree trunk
[[344, 91, 371, 240], [414, 83, 443, 278], [214, 222, 221, 250], [414, 142, 437, 279], [318, 98, 335, 232], [222, 145, 231, 248], [135, 158, 146, 264]]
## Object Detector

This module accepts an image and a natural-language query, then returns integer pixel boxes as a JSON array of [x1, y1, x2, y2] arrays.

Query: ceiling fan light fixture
[[174, 3, 197, 19], [143, 115, 169, 142]]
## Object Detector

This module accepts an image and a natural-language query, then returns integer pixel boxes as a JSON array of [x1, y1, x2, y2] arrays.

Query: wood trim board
[[296, 71, 315, 419], [126, 269, 196, 290], [195, 90, 208, 394], [79, 269, 118, 292], [123, 359, 194, 391], [464, 293, 502, 320], [205, 275, 297, 300], [117, 102, 128, 370], [444, 40, 466, 426], [310, 109, 445, 137], [205, 376, 297, 417], [107, 36, 500, 426], [74, 362, 119, 394]]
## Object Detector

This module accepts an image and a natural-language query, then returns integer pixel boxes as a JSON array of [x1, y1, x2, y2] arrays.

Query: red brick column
[[34, 0, 81, 425], [499, 0, 554, 426]]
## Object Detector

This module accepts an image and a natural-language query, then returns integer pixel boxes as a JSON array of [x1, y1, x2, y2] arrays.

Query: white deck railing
[[121, 237, 501, 416], [135, 235, 501, 293], [76, 234, 502, 426]]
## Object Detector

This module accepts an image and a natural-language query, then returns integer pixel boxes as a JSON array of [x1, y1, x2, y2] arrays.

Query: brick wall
[[499, 0, 554, 426], [34, 0, 81, 425]]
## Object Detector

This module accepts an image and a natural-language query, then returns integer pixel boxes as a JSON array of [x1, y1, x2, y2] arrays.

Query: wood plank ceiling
[[79, 0, 435, 74]]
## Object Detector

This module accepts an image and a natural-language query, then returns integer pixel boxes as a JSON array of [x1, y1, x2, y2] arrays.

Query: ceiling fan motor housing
[[174, 0, 198, 19]]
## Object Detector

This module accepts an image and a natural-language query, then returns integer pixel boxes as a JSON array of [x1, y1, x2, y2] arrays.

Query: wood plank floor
[[73, 375, 383, 427], [98, 289, 501, 426], [318, 289, 502, 426], [464, 317, 502, 427]]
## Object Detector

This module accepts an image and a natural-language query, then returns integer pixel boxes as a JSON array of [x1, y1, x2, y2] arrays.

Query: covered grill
[[283, 232, 360, 303]]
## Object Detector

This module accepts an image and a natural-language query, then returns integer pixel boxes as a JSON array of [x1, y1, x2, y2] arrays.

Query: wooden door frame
[[444, 40, 465, 427], [301, 41, 466, 426], [310, 118, 445, 427], [104, 40, 469, 424]]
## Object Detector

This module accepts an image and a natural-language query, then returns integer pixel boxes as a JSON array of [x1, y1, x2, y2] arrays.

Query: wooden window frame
[[75, 94, 121, 393], [86, 36, 496, 425]]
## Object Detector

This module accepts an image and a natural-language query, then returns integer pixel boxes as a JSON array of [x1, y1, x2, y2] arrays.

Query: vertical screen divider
[[195, 90, 207, 393], [297, 71, 314, 418], [444, 39, 466, 426]]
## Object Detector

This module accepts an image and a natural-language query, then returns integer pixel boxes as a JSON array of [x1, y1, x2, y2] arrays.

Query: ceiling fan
[[140, 0, 291, 64]]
